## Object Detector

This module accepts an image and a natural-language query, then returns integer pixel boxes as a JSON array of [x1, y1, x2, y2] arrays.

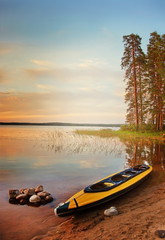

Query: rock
[[155, 230, 165, 238], [24, 188, 35, 196], [16, 194, 29, 200], [104, 206, 118, 216], [37, 191, 50, 198], [40, 199, 47, 205], [29, 195, 41, 203], [45, 195, 53, 203], [9, 189, 20, 199], [19, 198, 28, 205], [19, 188, 27, 194], [35, 185, 44, 193], [9, 198, 18, 204]]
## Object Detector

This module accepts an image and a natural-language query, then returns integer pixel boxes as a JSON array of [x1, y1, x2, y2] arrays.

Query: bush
[[120, 124, 156, 132], [120, 124, 137, 131]]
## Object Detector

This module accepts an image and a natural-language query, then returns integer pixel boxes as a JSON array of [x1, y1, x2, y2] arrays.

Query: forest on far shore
[[121, 32, 165, 131]]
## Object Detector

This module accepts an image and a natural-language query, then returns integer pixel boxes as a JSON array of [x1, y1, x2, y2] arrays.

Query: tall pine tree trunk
[[138, 64, 143, 124], [132, 47, 139, 130]]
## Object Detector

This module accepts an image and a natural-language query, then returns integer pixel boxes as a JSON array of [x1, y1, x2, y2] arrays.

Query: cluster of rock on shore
[[9, 185, 53, 206]]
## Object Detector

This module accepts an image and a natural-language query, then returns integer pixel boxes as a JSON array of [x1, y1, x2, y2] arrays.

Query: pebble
[[19, 198, 28, 205], [40, 199, 47, 205], [37, 191, 50, 198], [16, 194, 29, 200], [9, 189, 20, 199], [24, 188, 35, 196], [29, 195, 41, 203], [155, 230, 165, 238], [9, 198, 18, 204], [35, 185, 44, 193], [104, 206, 119, 216], [20, 188, 27, 194], [45, 195, 53, 202]]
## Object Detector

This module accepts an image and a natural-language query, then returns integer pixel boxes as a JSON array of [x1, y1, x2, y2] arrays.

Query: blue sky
[[0, 0, 164, 123]]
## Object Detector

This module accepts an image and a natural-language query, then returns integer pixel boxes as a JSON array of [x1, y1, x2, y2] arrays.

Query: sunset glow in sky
[[0, 0, 164, 123]]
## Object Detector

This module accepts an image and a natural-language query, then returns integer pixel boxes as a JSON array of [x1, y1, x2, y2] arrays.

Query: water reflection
[[124, 140, 165, 168]]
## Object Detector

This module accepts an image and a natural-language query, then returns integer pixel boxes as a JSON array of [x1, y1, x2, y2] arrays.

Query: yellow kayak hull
[[54, 164, 152, 217]]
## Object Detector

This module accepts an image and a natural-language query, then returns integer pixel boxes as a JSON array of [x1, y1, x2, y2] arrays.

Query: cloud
[[0, 87, 125, 123], [0, 54, 125, 124], [0, 90, 70, 122], [25, 57, 122, 88], [25, 68, 53, 78], [31, 59, 55, 67], [78, 58, 109, 69], [79, 87, 90, 92], [36, 84, 55, 91]]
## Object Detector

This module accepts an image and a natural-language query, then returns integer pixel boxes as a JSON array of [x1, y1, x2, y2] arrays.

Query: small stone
[[19, 188, 27, 194], [16, 194, 29, 200], [24, 188, 35, 196], [37, 191, 50, 198], [155, 230, 165, 238], [29, 195, 41, 203], [35, 185, 44, 193], [19, 198, 28, 205], [9, 189, 20, 199], [104, 206, 118, 216], [40, 199, 47, 205], [9, 198, 18, 204], [45, 195, 53, 203]]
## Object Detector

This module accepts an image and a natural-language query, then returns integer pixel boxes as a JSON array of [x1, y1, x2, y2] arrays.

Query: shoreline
[[31, 174, 165, 240]]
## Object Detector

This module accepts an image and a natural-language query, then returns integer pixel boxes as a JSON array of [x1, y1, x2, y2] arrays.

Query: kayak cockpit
[[84, 164, 150, 193]]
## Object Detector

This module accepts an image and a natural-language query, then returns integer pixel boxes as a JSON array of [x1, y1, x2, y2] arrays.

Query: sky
[[0, 0, 164, 124]]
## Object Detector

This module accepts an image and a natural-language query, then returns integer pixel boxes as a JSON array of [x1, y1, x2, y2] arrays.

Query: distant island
[[0, 122, 122, 127]]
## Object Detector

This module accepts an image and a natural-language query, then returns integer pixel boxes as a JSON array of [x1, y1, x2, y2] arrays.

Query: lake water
[[0, 126, 165, 240]]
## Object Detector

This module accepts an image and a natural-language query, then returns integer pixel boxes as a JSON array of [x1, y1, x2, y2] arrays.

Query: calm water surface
[[0, 126, 164, 240]]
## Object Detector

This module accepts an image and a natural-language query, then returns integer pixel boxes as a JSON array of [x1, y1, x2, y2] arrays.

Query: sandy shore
[[31, 174, 165, 240]]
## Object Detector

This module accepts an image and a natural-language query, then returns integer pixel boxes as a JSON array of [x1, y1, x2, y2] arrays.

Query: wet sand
[[31, 174, 165, 240]]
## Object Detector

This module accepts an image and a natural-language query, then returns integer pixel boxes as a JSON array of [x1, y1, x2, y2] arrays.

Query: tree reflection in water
[[124, 139, 165, 172]]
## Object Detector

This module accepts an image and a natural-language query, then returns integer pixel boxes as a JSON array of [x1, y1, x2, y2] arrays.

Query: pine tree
[[147, 32, 165, 131], [121, 34, 145, 130]]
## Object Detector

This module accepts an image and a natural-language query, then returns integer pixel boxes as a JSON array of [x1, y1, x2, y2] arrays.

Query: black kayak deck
[[84, 164, 150, 193]]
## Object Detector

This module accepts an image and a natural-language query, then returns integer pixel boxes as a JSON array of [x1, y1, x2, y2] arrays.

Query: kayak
[[54, 164, 152, 217]]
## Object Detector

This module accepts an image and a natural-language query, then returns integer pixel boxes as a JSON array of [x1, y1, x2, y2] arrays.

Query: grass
[[75, 129, 165, 142]]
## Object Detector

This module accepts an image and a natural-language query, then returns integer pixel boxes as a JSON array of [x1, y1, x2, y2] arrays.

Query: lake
[[0, 126, 165, 240]]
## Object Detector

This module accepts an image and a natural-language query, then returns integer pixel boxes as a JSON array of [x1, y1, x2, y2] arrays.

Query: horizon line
[[0, 121, 123, 126]]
